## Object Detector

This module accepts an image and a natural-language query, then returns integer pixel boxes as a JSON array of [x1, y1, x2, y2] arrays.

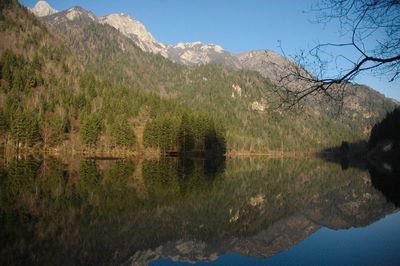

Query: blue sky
[[20, 0, 399, 100]]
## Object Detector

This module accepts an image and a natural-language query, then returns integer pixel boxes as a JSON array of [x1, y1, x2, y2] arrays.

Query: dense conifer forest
[[369, 107, 400, 149]]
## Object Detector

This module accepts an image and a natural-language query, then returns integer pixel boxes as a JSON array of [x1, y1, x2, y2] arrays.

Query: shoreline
[[1, 145, 342, 160], [226, 151, 321, 158]]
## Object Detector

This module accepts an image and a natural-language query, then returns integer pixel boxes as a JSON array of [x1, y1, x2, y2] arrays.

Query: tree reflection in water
[[0, 156, 397, 265]]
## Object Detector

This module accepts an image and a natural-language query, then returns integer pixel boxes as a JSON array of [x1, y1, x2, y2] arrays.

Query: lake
[[0, 156, 399, 265]]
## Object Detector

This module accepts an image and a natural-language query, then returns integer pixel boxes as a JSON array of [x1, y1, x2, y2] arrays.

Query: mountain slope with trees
[[0, 0, 397, 154], [40, 4, 397, 152], [0, 1, 225, 155]]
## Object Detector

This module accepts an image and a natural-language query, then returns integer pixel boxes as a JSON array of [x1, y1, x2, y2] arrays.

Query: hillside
[[0, 0, 397, 154], [40, 3, 397, 151], [0, 1, 224, 155]]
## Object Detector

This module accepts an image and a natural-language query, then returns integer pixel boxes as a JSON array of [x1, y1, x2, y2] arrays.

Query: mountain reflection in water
[[0, 156, 398, 265]]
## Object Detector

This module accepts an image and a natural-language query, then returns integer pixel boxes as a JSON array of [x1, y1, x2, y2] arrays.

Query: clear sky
[[20, 0, 400, 100]]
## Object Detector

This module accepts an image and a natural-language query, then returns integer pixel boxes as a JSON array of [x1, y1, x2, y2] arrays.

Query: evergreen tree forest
[[143, 111, 226, 155], [0, 47, 225, 154], [0, 0, 396, 155], [369, 107, 400, 149], [0, 2, 227, 155]]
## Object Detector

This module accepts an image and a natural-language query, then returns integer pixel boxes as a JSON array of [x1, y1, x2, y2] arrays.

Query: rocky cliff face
[[29, 3, 288, 83], [45, 6, 98, 25], [166, 42, 241, 68], [236, 50, 295, 83], [89, 13, 242, 68], [99, 13, 167, 56], [35, 1, 240, 67], [29, 0, 57, 17]]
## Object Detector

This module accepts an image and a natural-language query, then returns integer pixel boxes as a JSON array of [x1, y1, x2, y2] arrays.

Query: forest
[[0, 48, 226, 155], [0, 0, 397, 156], [369, 107, 400, 150]]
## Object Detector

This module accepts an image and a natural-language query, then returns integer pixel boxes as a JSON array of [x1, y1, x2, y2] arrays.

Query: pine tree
[[80, 114, 103, 146], [110, 120, 136, 148], [10, 111, 40, 146], [12, 70, 24, 91], [178, 113, 194, 153], [41, 114, 66, 146], [0, 110, 7, 132], [0, 49, 15, 91], [31, 53, 42, 71]]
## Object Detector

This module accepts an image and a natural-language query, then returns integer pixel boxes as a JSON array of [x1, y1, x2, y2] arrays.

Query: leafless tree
[[277, 0, 400, 107]]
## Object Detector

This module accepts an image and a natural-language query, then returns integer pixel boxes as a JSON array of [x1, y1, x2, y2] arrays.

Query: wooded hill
[[0, 0, 397, 154], [0, 1, 225, 155]]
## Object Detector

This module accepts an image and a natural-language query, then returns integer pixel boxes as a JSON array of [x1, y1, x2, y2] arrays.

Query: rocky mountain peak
[[28, 2, 239, 67], [173, 42, 225, 53], [236, 49, 302, 84], [30, 0, 57, 17], [167, 42, 241, 68], [99, 13, 166, 54], [42, 6, 98, 26], [100, 13, 155, 43], [64, 6, 97, 21]]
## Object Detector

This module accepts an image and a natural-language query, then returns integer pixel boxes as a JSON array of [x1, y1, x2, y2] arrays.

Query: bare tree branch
[[276, 0, 400, 107]]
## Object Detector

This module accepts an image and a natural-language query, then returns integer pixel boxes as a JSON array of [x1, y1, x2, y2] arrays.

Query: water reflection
[[0, 156, 398, 265], [369, 162, 400, 207]]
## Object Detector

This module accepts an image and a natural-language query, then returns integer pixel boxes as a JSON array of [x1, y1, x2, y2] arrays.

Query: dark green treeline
[[0, 49, 226, 154], [369, 107, 400, 149], [143, 112, 226, 155]]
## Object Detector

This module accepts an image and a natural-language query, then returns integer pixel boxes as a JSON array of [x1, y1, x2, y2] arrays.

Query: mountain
[[99, 13, 167, 56], [0, 1, 192, 153], [25, 1, 398, 110], [24, 1, 397, 152], [31, 2, 398, 111], [1, 3, 398, 263], [29, 0, 57, 17], [166, 42, 241, 68], [236, 50, 299, 85], [1, 0, 397, 154], [29, 2, 241, 67], [44, 6, 97, 24], [98, 12, 241, 67]]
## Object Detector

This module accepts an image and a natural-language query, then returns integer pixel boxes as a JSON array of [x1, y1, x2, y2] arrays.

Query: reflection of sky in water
[[2, 157, 398, 265], [152, 211, 400, 266]]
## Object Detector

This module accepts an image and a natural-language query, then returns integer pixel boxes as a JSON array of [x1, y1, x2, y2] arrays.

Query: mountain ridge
[[26, 1, 276, 70], [98, 13, 167, 56], [30, 0, 57, 17], [1, 0, 396, 153], [31, 1, 397, 151], [28, 1, 399, 105]]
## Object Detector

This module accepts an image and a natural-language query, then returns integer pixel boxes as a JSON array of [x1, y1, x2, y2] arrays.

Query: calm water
[[0, 156, 399, 265]]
